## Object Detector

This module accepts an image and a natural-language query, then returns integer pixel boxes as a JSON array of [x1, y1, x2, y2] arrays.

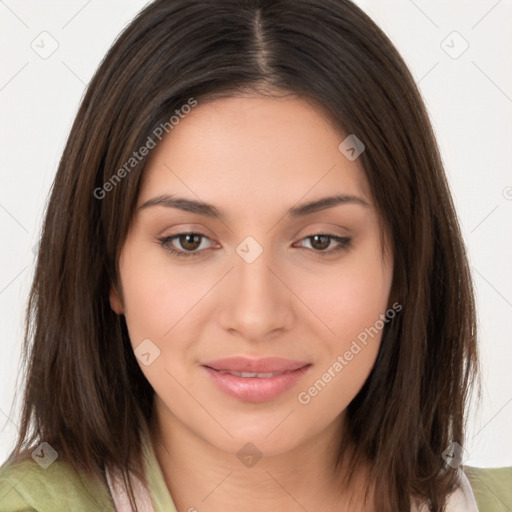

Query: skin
[[110, 93, 393, 511]]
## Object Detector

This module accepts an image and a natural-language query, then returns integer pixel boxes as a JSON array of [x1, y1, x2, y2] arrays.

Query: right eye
[[158, 232, 215, 258]]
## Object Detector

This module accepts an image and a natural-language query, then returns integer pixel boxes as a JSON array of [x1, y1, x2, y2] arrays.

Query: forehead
[[138, 95, 372, 216]]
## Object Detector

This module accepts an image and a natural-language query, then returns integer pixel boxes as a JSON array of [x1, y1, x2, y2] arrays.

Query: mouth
[[208, 369, 297, 378], [201, 356, 312, 403], [202, 356, 310, 373]]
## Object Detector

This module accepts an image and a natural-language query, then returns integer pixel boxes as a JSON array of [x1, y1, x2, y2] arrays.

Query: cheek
[[303, 246, 392, 346], [117, 249, 206, 399], [295, 247, 391, 407], [118, 244, 211, 344]]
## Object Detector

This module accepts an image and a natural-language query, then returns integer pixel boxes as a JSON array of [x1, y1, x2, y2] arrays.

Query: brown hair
[[6, 0, 479, 510]]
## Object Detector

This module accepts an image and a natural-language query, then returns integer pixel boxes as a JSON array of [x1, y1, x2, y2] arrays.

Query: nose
[[218, 242, 295, 342]]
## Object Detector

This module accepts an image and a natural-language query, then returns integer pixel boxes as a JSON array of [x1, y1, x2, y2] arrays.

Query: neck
[[149, 404, 375, 512]]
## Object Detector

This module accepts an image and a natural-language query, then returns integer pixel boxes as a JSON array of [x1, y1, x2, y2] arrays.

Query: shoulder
[[464, 465, 512, 512], [0, 454, 115, 512]]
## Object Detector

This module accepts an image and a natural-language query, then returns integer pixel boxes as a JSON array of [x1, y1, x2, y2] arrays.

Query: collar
[[105, 430, 178, 512]]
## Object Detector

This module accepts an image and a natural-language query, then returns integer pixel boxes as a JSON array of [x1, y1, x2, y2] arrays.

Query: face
[[110, 94, 393, 460]]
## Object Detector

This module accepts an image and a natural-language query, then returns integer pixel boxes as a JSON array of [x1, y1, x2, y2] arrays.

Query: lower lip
[[202, 365, 312, 403]]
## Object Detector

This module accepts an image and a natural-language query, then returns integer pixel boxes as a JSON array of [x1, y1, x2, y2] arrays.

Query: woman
[[1, 0, 508, 510]]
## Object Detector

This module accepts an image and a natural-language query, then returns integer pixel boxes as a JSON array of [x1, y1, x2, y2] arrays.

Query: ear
[[109, 284, 125, 315]]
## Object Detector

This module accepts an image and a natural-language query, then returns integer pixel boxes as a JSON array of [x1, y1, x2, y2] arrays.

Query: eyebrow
[[137, 193, 370, 219]]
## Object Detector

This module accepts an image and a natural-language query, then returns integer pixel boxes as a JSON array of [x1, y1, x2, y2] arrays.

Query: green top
[[0, 435, 511, 512]]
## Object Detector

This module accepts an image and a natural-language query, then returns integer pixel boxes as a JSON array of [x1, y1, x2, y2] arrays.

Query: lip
[[202, 356, 309, 373], [201, 357, 312, 403]]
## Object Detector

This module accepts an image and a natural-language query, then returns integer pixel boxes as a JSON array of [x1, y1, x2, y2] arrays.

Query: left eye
[[158, 232, 352, 258], [295, 234, 352, 254]]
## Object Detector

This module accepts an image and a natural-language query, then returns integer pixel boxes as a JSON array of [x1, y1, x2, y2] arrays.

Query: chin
[[202, 412, 314, 459]]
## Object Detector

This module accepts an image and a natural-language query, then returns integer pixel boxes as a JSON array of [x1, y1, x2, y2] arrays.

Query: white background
[[1, 0, 511, 467]]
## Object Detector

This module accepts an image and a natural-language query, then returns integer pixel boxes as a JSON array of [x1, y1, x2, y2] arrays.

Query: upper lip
[[202, 357, 310, 373]]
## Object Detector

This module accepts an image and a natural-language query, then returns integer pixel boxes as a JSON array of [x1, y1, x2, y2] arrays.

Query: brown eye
[[296, 234, 352, 255], [158, 232, 213, 258], [178, 233, 202, 251], [309, 234, 331, 251]]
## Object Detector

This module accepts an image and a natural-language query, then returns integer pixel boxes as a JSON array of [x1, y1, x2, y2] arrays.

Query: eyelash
[[157, 232, 352, 259]]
